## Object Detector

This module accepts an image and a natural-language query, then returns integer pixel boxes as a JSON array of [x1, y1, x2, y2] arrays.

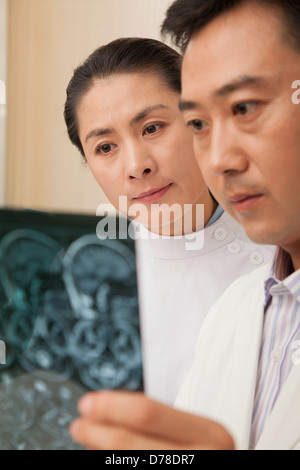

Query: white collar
[[134, 211, 252, 260]]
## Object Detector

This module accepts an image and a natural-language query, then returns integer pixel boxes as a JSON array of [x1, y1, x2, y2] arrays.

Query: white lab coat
[[135, 212, 275, 405], [135, 211, 275, 405], [175, 264, 300, 450]]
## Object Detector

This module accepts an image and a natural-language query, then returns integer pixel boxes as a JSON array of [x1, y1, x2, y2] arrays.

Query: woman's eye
[[143, 124, 163, 135], [233, 102, 256, 116], [95, 143, 115, 155], [187, 119, 207, 131]]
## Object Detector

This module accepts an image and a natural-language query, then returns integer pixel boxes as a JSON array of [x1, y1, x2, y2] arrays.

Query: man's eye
[[187, 119, 207, 131], [143, 124, 163, 135], [95, 143, 115, 155], [233, 102, 256, 116]]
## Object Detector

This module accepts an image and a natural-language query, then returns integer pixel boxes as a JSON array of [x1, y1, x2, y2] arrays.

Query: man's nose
[[206, 121, 249, 176]]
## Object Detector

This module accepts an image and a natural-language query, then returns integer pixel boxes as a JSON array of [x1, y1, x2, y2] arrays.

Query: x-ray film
[[0, 208, 143, 450]]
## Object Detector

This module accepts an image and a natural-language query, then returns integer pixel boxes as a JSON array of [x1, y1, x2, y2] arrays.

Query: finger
[[69, 417, 189, 450], [76, 391, 233, 448]]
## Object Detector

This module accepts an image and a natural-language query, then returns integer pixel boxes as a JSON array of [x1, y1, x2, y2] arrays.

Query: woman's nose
[[124, 144, 157, 180]]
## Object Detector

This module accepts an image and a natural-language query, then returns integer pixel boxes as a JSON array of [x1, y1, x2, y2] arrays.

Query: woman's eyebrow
[[85, 128, 113, 143], [130, 105, 169, 126], [85, 105, 169, 143]]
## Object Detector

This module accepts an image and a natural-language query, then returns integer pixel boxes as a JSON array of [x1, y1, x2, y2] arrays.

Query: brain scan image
[[0, 209, 143, 450]]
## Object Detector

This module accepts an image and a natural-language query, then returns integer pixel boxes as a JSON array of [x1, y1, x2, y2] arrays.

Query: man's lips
[[227, 193, 264, 211], [133, 184, 173, 203]]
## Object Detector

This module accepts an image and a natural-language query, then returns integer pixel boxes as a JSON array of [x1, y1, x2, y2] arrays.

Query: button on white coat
[[227, 241, 241, 254], [250, 251, 264, 265], [214, 227, 227, 242]]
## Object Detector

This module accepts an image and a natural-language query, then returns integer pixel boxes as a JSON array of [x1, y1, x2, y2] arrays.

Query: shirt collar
[[264, 248, 300, 306], [205, 205, 224, 228]]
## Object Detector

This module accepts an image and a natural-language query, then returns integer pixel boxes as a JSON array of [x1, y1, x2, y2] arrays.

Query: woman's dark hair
[[64, 37, 182, 158], [161, 0, 300, 52]]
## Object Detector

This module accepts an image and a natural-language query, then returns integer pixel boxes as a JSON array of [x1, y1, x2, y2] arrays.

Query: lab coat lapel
[[226, 289, 265, 450], [256, 362, 300, 450]]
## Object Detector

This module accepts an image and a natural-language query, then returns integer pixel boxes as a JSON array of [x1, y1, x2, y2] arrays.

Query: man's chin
[[241, 223, 279, 247]]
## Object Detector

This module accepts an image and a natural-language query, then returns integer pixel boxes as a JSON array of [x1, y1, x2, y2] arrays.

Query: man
[[69, 0, 300, 450]]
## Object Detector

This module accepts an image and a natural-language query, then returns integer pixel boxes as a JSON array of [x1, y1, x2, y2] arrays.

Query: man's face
[[181, 2, 300, 255]]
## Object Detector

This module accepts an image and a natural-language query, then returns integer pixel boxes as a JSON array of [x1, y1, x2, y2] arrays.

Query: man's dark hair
[[161, 0, 300, 52], [64, 37, 182, 158]]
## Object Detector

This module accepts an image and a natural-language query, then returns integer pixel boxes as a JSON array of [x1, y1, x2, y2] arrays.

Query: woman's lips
[[133, 184, 173, 204]]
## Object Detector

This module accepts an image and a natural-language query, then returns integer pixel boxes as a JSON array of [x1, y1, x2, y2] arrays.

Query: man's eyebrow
[[178, 100, 200, 112], [85, 128, 113, 143], [130, 105, 169, 125], [215, 75, 267, 97], [179, 76, 267, 112]]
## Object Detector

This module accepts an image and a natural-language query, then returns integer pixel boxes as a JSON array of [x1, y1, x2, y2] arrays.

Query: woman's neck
[[150, 189, 218, 237]]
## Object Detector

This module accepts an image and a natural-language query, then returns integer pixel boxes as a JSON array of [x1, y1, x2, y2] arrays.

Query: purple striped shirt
[[250, 249, 300, 448]]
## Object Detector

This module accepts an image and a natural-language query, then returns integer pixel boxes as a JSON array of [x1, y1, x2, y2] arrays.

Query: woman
[[64, 37, 273, 406]]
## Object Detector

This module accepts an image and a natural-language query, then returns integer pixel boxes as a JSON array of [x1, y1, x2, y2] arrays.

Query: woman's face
[[77, 72, 212, 234]]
